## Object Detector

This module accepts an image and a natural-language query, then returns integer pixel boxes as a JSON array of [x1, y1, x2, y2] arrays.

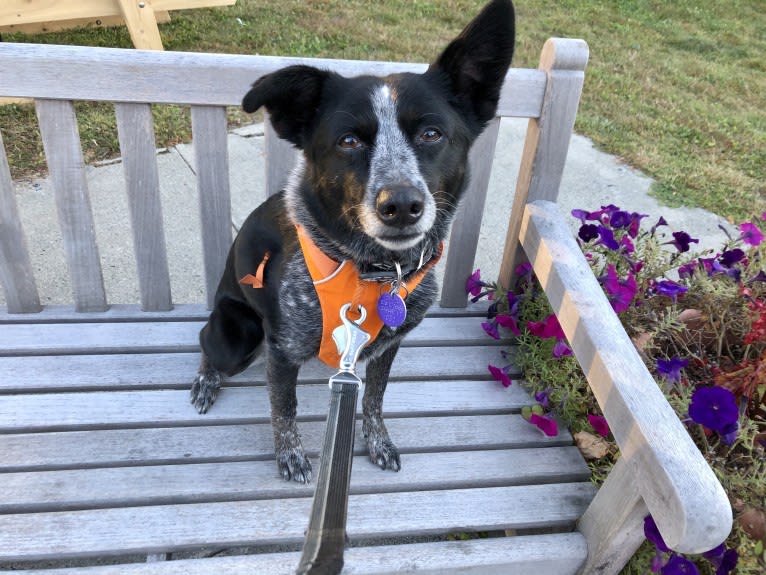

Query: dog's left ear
[[428, 0, 515, 128], [242, 65, 333, 148]]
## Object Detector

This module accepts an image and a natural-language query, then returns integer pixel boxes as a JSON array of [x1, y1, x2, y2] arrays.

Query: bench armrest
[[520, 200, 732, 553]]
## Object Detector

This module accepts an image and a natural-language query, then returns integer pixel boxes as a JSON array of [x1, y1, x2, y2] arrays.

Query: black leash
[[296, 304, 370, 575]]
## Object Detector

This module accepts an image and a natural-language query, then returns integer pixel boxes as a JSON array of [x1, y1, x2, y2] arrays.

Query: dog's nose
[[375, 185, 424, 228]]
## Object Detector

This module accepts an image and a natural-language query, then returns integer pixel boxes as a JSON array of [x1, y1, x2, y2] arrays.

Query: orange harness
[[240, 228, 442, 367]]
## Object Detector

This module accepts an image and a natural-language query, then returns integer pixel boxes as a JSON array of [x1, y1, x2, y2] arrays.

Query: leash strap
[[296, 304, 370, 575]]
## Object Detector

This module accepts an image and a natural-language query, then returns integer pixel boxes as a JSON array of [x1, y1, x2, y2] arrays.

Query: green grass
[[1, 0, 764, 223]]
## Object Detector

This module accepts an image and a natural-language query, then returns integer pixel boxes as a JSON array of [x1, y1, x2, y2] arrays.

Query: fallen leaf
[[738, 507, 766, 542], [574, 431, 610, 460], [632, 331, 652, 352]]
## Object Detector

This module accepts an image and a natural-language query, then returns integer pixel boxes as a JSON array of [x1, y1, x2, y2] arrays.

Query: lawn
[[0, 0, 763, 223]]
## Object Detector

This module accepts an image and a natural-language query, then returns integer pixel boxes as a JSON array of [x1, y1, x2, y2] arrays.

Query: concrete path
[[3, 118, 736, 307]]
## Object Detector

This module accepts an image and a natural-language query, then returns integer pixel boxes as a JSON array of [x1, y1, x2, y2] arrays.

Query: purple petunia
[[661, 555, 700, 575], [739, 221, 763, 247], [481, 321, 500, 340], [578, 223, 599, 242], [656, 356, 689, 385], [688, 386, 739, 437], [628, 212, 649, 238], [488, 364, 512, 388], [495, 313, 521, 336], [602, 264, 637, 313], [719, 248, 745, 267], [527, 314, 565, 340], [534, 390, 550, 408], [677, 261, 699, 280], [597, 225, 620, 250], [644, 515, 670, 553], [552, 339, 573, 358], [610, 210, 632, 229], [668, 231, 700, 253], [703, 544, 738, 575], [651, 216, 668, 236], [656, 280, 688, 300]]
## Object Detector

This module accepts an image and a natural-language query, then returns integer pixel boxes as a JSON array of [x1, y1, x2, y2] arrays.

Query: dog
[[191, 0, 514, 483]]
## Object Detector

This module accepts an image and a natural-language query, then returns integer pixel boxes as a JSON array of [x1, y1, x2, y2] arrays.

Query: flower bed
[[469, 204, 766, 574]]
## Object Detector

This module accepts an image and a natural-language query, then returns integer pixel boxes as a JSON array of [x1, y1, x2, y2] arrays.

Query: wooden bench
[[0, 38, 731, 573]]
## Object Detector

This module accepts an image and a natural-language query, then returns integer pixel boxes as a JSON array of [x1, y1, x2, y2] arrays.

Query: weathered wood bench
[[0, 38, 731, 574]]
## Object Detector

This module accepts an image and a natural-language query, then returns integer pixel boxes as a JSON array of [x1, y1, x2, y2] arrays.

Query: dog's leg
[[191, 352, 222, 414], [267, 345, 313, 483], [363, 342, 401, 471]]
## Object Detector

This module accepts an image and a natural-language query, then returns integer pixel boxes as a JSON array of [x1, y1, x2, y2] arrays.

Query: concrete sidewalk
[[3, 118, 736, 307]]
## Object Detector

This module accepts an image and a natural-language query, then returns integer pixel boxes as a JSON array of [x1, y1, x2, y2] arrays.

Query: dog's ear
[[428, 0, 515, 128], [242, 65, 331, 148]]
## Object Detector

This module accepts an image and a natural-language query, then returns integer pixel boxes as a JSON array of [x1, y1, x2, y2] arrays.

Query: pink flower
[[495, 314, 521, 336], [527, 314, 565, 339], [529, 413, 558, 436], [587, 414, 610, 437], [488, 364, 512, 387]]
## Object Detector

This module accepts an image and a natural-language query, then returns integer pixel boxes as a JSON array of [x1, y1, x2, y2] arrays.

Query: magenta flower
[[656, 356, 689, 384], [602, 264, 637, 313], [620, 234, 635, 254], [587, 414, 610, 437], [668, 231, 699, 253], [466, 269, 483, 296], [529, 413, 558, 436], [481, 321, 500, 340], [661, 555, 700, 575], [495, 313, 521, 336], [688, 386, 739, 437], [628, 212, 648, 238], [739, 222, 763, 246], [527, 314, 565, 339], [488, 364, 512, 387]]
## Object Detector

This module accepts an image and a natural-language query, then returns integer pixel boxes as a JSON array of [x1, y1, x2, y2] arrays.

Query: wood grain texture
[[0, 344, 513, 392], [0, 43, 545, 116], [3, 448, 589, 513], [0, 130, 42, 313], [0, 315, 507, 356], [577, 456, 648, 575], [10, 534, 587, 575], [0, 11, 171, 35], [116, 0, 164, 50], [115, 102, 173, 311], [440, 118, 501, 308], [0, 483, 595, 561], [520, 200, 731, 554], [0, 381, 529, 432], [35, 99, 108, 312], [191, 105, 232, 309], [499, 38, 589, 289], [1, 415, 573, 472]]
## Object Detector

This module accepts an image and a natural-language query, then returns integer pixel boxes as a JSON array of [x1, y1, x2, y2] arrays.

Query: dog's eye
[[420, 128, 443, 143], [338, 134, 362, 150]]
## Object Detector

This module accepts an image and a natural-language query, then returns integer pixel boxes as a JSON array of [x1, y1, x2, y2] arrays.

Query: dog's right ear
[[242, 65, 331, 148]]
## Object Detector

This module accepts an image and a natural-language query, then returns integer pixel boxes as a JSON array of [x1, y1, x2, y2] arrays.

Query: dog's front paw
[[276, 447, 313, 484], [363, 419, 401, 471], [190, 369, 221, 414]]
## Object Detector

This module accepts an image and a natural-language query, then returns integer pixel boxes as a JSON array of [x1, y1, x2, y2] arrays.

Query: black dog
[[191, 0, 514, 483]]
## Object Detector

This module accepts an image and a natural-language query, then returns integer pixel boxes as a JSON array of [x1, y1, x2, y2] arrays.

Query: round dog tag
[[377, 292, 407, 328]]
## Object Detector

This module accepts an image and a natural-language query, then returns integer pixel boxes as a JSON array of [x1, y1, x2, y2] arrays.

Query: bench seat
[[0, 307, 594, 573]]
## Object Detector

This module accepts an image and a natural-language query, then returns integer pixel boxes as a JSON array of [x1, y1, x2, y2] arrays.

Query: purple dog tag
[[377, 292, 407, 328]]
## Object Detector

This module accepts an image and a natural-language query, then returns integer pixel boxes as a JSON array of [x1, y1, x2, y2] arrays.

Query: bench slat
[[1, 415, 571, 472], [0, 483, 595, 561], [35, 99, 107, 312], [0, 316, 506, 356], [0, 43, 546, 117], [0, 345, 512, 392], [8, 535, 588, 575], [440, 117, 502, 307], [2, 447, 590, 513], [115, 103, 173, 311], [0, 381, 526, 432], [191, 105, 232, 309], [264, 111, 300, 196], [0, 130, 42, 313]]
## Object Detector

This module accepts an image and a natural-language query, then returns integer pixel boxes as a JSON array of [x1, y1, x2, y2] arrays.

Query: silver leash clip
[[331, 303, 371, 380]]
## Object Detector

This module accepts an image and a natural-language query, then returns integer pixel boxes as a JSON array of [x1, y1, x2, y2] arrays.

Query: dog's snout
[[375, 185, 425, 228]]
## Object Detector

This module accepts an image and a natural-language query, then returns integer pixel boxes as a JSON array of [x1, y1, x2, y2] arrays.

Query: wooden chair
[[0, 38, 731, 574]]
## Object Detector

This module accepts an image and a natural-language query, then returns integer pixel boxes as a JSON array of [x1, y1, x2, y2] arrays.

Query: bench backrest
[[0, 39, 588, 314]]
